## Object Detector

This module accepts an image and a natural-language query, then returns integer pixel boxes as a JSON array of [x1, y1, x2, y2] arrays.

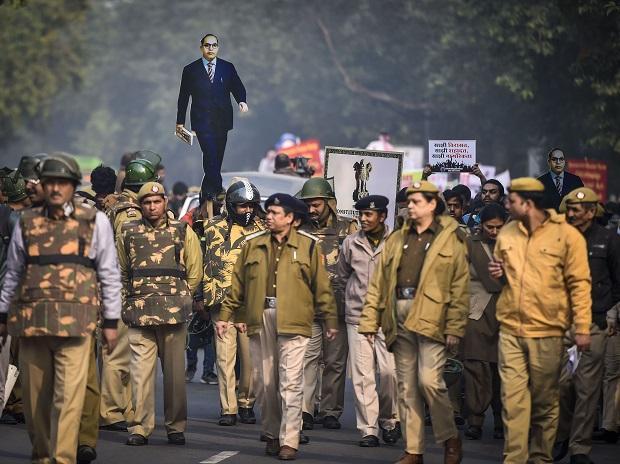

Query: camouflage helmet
[[297, 177, 335, 200], [125, 159, 158, 187], [38, 153, 82, 184], [18, 153, 47, 181], [2, 170, 28, 202]]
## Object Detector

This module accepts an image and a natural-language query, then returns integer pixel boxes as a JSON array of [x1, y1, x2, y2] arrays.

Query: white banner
[[428, 140, 476, 172]]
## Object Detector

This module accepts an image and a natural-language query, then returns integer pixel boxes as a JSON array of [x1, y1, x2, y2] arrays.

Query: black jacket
[[584, 222, 620, 328], [537, 171, 584, 211]]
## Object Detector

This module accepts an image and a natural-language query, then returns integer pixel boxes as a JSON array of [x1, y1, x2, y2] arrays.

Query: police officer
[[117, 182, 202, 446], [17, 154, 47, 208], [99, 151, 160, 432], [489, 178, 592, 464], [298, 177, 357, 430], [218, 193, 338, 461], [554, 187, 620, 464], [335, 195, 400, 447], [204, 179, 264, 426], [359, 180, 469, 464], [0, 153, 121, 464]]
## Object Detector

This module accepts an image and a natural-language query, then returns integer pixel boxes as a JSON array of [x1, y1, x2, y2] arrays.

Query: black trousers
[[197, 131, 228, 199]]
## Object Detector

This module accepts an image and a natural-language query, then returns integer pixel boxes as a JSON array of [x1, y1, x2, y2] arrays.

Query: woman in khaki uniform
[[359, 181, 469, 464]]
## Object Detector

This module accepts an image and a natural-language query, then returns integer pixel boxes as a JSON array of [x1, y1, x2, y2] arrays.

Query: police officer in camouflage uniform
[[0, 153, 121, 464], [204, 180, 265, 426], [117, 182, 203, 447], [298, 178, 358, 430], [99, 151, 160, 432]]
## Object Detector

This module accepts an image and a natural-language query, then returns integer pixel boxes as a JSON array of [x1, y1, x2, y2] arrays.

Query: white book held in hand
[[175, 126, 195, 146], [2, 364, 19, 411]]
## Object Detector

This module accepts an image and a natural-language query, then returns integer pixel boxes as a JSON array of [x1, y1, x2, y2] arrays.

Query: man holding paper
[[176, 33, 248, 201]]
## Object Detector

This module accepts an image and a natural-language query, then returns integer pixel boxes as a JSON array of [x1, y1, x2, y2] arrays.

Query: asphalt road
[[0, 362, 618, 464]]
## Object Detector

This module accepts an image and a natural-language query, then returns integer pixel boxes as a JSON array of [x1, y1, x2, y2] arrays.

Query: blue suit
[[177, 57, 246, 197]]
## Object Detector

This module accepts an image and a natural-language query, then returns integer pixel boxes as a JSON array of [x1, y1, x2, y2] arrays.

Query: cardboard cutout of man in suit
[[537, 148, 584, 211], [176, 34, 248, 200]]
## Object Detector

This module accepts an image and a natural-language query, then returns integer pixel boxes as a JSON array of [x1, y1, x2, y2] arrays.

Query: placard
[[324, 146, 403, 228], [428, 140, 476, 172], [566, 158, 608, 202]]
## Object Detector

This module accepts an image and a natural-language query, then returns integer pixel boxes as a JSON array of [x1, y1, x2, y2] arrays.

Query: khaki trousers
[[99, 320, 134, 425], [463, 360, 502, 428], [215, 321, 256, 414], [78, 336, 100, 448], [393, 300, 457, 454], [127, 323, 187, 437], [252, 307, 309, 449], [498, 332, 563, 464], [557, 324, 606, 455], [302, 318, 348, 418], [346, 323, 398, 437], [20, 335, 91, 464], [602, 333, 620, 432]]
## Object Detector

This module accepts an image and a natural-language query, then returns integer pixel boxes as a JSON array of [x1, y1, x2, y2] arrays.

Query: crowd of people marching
[[0, 147, 618, 464]]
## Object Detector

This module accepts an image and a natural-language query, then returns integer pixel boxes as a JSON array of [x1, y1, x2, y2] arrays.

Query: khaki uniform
[[0, 203, 122, 464], [220, 227, 337, 449], [494, 210, 591, 464], [336, 227, 398, 437], [99, 190, 140, 426], [359, 215, 469, 454], [203, 214, 264, 415], [300, 210, 357, 419], [602, 333, 620, 432], [78, 336, 100, 448], [462, 234, 502, 429], [117, 217, 202, 438]]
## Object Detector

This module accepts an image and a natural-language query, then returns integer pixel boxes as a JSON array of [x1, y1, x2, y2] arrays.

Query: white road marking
[[200, 451, 239, 463]]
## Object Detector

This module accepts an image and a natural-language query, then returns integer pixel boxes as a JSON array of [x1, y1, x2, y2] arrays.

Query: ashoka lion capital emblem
[[353, 159, 372, 202]]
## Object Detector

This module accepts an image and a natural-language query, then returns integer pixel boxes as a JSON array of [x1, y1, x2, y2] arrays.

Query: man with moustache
[[17, 154, 47, 208], [336, 195, 400, 447], [554, 187, 620, 464], [218, 193, 337, 460], [0, 153, 121, 464]]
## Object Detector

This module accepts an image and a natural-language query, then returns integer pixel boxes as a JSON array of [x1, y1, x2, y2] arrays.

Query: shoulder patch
[[297, 229, 320, 242], [245, 230, 269, 241]]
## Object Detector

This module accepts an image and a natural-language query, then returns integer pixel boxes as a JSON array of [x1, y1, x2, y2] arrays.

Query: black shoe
[[592, 428, 619, 443], [302, 412, 314, 431], [238, 407, 256, 424], [453, 413, 465, 427], [553, 440, 569, 462], [218, 414, 237, 426], [359, 435, 380, 447], [265, 438, 280, 456], [201, 372, 218, 385], [493, 427, 504, 440], [11, 412, 25, 424], [0, 413, 18, 425], [126, 434, 148, 446], [100, 421, 128, 432], [322, 415, 341, 429], [464, 425, 482, 440], [77, 445, 97, 464], [570, 454, 592, 464], [260, 433, 268, 442], [299, 431, 310, 445], [167, 432, 185, 445], [185, 369, 196, 382], [382, 426, 401, 445]]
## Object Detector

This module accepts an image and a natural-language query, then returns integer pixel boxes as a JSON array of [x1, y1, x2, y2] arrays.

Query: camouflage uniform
[[300, 203, 358, 423], [0, 201, 122, 464], [98, 188, 141, 428], [204, 213, 264, 417], [117, 214, 202, 439]]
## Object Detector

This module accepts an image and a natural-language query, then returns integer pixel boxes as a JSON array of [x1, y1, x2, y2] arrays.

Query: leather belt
[[396, 287, 417, 299], [264, 297, 277, 309]]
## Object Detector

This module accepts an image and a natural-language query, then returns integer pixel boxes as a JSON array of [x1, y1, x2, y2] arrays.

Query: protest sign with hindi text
[[428, 140, 476, 172]]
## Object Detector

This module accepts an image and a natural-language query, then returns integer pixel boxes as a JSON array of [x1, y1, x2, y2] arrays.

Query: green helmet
[[38, 153, 82, 184], [297, 178, 335, 200], [17, 153, 47, 181], [2, 170, 28, 203], [124, 159, 158, 187]]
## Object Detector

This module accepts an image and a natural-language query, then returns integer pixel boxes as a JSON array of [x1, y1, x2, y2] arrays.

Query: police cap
[[265, 193, 298, 213], [508, 177, 545, 193], [137, 182, 166, 202], [355, 194, 389, 212], [406, 180, 439, 195], [564, 187, 599, 205]]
